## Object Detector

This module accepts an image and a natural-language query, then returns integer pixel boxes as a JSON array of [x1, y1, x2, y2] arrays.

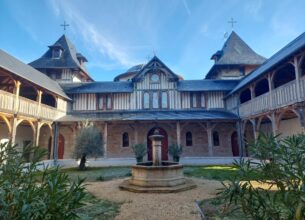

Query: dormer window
[[52, 48, 62, 59]]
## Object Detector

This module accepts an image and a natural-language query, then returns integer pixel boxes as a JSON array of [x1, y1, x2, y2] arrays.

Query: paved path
[[53, 156, 245, 168], [86, 178, 222, 220]]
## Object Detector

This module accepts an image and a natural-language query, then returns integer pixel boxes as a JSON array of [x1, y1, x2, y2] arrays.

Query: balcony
[[239, 79, 301, 118], [0, 89, 66, 121]]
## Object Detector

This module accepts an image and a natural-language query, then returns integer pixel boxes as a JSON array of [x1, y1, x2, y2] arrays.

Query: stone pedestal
[[149, 130, 163, 166]]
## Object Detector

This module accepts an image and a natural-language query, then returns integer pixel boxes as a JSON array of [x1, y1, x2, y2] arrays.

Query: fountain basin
[[129, 162, 185, 187], [119, 161, 196, 193]]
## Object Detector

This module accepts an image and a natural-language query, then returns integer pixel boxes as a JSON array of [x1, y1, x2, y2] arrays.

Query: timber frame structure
[[0, 31, 305, 161]]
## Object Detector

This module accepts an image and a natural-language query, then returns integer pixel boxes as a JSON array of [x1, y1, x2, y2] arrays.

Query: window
[[107, 95, 112, 109], [161, 91, 168, 108], [98, 95, 104, 109], [150, 73, 160, 83], [213, 131, 220, 146], [186, 132, 192, 146], [201, 93, 205, 107], [122, 132, 129, 147], [52, 48, 62, 59], [152, 92, 159, 108], [143, 92, 150, 109], [98, 94, 112, 110], [191, 92, 203, 108]]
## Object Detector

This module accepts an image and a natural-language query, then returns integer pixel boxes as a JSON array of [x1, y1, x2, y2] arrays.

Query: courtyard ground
[[86, 178, 221, 220], [63, 165, 258, 219]]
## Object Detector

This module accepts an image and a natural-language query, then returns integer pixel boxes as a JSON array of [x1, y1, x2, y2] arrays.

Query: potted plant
[[169, 144, 183, 162], [132, 144, 147, 163]]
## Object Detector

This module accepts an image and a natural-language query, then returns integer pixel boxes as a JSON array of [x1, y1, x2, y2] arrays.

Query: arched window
[[186, 132, 192, 146], [122, 132, 129, 147], [239, 88, 251, 104], [143, 92, 150, 109], [213, 131, 220, 146], [254, 78, 269, 97], [273, 63, 295, 88]]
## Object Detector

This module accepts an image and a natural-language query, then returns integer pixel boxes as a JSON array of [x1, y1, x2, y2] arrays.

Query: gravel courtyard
[[86, 178, 223, 220]]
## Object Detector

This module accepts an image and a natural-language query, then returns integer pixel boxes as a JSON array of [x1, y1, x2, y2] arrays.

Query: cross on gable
[[60, 21, 70, 31], [228, 18, 237, 30]]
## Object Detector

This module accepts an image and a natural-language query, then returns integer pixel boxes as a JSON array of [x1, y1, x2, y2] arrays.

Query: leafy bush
[[75, 122, 103, 170], [220, 133, 305, 220], [132, 144, 147, 162], [169, 144, 183, 162], [0, 142, 86, 220]]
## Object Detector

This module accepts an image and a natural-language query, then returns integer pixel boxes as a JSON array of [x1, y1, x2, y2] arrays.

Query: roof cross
[[228, 18, 237, 30], [60, 21, 70, 31]]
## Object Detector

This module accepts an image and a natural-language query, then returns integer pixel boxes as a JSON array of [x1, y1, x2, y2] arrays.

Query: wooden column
[[236, 121, 244, 157], [250, 85, 255, 99], [270, 113, 278, 136], [267, 73, 273, 110], [53, 122, 59, 163], [10, 117, 18, 144], [103, 122, 108, 158], [250, 119, 258, 140], [14, 80, 21, 113], [207, 122, 213, 157], [176, 121, 181, 146], [294, 56, 302, 102], [37, 90, 43, 117], [296, 107, 305, 133], [34, 121, 41, 146]]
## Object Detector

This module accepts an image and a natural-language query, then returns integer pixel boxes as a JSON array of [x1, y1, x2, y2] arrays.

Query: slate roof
[[177, 80, 240, 92], [61, 81, 133, 94], [229, 31, 305, 95], [0, 49, 70, 99], [113, 64, 144, 81], [206, 31, 266, 79], [29, 35, 93, 80], [57, 109, 239, 122], [133, 56, 180, 82]]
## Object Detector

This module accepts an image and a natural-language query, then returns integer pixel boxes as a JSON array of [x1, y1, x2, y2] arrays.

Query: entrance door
[[147, 127, 168, 161], [231, 131, 239, 156], [58, 134, 64, 159]]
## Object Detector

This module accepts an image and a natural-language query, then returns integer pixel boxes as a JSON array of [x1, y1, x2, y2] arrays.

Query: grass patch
[[76, 193, 121, 220], [62, 166, 131, 182], [199, 197, 250, 220], [184, 165, 262, 181]]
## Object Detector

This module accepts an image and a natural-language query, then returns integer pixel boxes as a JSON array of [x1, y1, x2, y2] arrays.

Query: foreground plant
[[220, 133, 305, 220], [0, 142, 86, 220], [132, 144, 147, 163]]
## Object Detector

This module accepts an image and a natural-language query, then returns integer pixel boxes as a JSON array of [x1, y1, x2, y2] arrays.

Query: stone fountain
[[120, 129, 196, 193]]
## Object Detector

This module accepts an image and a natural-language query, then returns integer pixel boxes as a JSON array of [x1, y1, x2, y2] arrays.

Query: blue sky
[[0, 0, 305, 81]]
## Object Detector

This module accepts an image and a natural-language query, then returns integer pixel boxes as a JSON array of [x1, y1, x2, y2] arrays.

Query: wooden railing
[[239, 80, 300, 118], [0, 90, 65, 121]]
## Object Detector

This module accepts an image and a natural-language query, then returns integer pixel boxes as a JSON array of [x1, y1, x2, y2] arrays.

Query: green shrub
[[0, 142, 86, 220], [75, 122, 103, 170], [132, 144, 147, 162], [169, 144, 183, 162], [220, 133, 305, 220]]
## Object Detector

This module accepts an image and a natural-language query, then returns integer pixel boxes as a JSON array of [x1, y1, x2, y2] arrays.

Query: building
[[0, 31, 305, 161]]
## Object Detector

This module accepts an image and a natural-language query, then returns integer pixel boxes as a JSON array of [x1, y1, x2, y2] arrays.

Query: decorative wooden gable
[[132, 56, 180, 83]]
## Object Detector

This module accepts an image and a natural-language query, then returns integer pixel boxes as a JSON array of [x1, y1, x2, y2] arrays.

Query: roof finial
[[228, 17, 237, 31], [60, 21, 70, 32]]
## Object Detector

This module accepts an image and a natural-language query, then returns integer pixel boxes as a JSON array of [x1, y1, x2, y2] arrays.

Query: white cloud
[[48, 0, 140, 68], [182, 0, 191, 16]]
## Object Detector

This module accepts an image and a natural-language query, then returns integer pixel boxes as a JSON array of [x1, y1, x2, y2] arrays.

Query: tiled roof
[[177, 80, 240, 92], [113, 64, 144, 81], [29, 35, 93, 80], [0, 49, 70, 99], [61, 81, 133, 94], [57, 109, 239, 122], [229, 31, 305, 95]]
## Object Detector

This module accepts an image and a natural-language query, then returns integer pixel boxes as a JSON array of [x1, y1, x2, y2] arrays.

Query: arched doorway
[[58, 134, 65, 159], [231, 131, 239, 156], [147, 127, 168, 161]]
